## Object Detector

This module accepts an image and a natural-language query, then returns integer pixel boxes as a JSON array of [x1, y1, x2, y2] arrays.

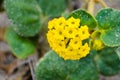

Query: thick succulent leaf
[[5, 27, 35, 59], [96, 8, 120, 29], [94, 47, 120, 76], [35, 50, 99, 80], [96, 8, 120, 47], [69, 9, 97, 29], [5, 0, 41, 37], [36, 0, 67, 18], [101, 26, 120, 47]]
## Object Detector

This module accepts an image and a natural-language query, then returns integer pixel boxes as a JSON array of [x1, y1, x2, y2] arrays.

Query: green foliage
[[4, 0, 120, 79], [96, 8, 120, 47], [5, 0, 67, 59], [69, 9, 97, 29], [101, 26, 120, 47], [5, 27, 35, 59], [94, 47, 120, 76], [35, 51, 99, 80], [5, 0, 41, 37], [115, 47, 120, 59], [96, 8, 120, 29], [5, 0, 67, 37], [36, 0, 67, 18]]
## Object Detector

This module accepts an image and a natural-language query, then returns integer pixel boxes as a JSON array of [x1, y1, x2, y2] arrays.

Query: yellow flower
[[79, 25, 90, 40], [64, 27, 77, 38], [56, 17, 66, 28], [54, 28, 65, 40], [66, 17, 80, 28], [92, 39, 104, 50], [47, 30, 55, 42], [55, 40, 66, 52], [69, 37, 82, 49], [79, 43, 90, 57], [48, 18, 57, 30], [47, 17, 90, 60]]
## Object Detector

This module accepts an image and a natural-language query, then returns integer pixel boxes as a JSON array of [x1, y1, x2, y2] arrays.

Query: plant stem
[[28, 60, 36, 80], [68, 0, 73, 12], [0, 27, 6, 41], [88, 0, 95, 15], [95, 0, 108, 8]]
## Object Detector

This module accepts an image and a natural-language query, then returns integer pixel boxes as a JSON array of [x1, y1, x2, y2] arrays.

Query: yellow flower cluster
[[47, 17, 90, 60], [92, 39, 104, 50], [90, 30, 105, 50]]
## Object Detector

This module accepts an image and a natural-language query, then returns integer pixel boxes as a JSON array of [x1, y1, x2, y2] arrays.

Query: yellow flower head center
[[47, 17, 90, 60]]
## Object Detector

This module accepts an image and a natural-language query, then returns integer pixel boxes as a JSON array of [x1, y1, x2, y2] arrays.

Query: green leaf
[[35, 51, 99, 80], [96, 8, 120, 47], [36, 0, 67, 18], [5, 0, 41, 37], [94, 47, 120, 76], [69, 9, 97, 29], [101, 26, 120, 47], [5, 27, 35, 59], [96, 8, 120, 29]]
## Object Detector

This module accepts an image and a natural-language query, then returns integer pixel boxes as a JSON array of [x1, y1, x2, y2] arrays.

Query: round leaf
[[35, 51, 99, 80], [5, 0, 41, 36], [5, 27, 35, 59], [69, 9, 97, 29], [96, 8, 120, 29]]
